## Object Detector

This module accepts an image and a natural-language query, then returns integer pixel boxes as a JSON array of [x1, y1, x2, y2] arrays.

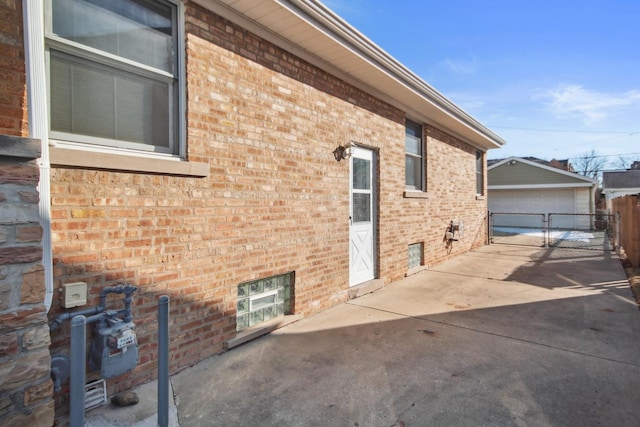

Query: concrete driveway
[[85, 244, 640, 426]]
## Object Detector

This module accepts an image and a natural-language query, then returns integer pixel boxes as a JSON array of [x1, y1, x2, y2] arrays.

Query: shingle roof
[[602, 170, 640, 189], [488, 157, 572, 171]]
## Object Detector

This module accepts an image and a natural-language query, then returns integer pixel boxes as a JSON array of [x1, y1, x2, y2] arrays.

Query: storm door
[[349, 146, 376, 286]]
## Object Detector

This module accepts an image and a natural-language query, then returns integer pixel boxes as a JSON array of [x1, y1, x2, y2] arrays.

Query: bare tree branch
[[573, 149, 607, 180], [611, 155, 640, 170]]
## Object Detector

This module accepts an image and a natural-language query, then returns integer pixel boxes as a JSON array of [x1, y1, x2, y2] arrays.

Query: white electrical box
[[62, 282, 87, 308]]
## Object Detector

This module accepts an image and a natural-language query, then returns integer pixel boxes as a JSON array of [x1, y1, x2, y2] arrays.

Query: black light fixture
[[333, 143, 354, 162]]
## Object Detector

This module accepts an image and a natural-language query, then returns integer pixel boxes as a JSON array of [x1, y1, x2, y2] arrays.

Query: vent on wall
[[85, 379, 107, 411]]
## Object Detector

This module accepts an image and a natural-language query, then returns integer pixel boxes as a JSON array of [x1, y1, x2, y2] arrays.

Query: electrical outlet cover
[[62, 282, 87, 308]]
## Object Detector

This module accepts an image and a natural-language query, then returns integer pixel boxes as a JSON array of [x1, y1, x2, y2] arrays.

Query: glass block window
[[236, 272, 292, 331], [408, 243, 423, 269]]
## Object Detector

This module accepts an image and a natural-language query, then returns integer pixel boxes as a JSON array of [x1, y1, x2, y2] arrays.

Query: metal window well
[[236, 273, 292, 331], [85, 379, 107, 411]]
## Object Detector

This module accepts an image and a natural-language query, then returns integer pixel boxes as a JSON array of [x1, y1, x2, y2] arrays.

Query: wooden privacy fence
[[612, 194, 640, 267]]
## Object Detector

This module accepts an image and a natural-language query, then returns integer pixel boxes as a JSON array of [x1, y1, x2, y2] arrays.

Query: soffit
[[192, 0, 506, 151]]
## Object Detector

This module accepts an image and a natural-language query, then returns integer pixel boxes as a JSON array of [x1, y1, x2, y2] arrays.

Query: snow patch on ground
[[494, 227, 595, 243]]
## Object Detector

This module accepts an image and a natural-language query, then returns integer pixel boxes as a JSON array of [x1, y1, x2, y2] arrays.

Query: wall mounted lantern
[[333, 143, 355, 162]]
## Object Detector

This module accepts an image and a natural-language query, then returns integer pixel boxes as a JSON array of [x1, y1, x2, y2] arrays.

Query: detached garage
[[488, 157, 597, 228]]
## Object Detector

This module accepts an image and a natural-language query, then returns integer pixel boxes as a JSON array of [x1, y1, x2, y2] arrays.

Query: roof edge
[[489, 183, 595, 190], [193, 0, 506, 150], [285, 0, 505, 149]]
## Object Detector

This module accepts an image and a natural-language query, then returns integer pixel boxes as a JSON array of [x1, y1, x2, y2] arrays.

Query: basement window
[[408, 242, 424, 269], [236, 273, 293, 331]]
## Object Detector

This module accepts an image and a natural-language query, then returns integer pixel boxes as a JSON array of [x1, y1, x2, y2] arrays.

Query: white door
[[349, 147, 376, 286]]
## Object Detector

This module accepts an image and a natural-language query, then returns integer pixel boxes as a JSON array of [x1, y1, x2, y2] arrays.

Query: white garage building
[[488, 157, 597, 228]]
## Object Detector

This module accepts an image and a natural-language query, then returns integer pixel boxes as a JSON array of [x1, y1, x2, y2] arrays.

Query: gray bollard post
[[158, 295, 170, 427], [70, 315, 86, 427]]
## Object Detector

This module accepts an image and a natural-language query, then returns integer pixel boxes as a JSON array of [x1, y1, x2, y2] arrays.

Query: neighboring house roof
[[488, 156, 573, 171], [193, 0, 506, 151], [488, 156, 596, 189], [602, 170, 640, 191]]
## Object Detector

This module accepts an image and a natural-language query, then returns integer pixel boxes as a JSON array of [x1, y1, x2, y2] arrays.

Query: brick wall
[[424, 125, 489, 257], [0, 135, 53, 427], [0, 0, 28, 137], [7, 0, 489, 407], [377, 124, 488, 280]]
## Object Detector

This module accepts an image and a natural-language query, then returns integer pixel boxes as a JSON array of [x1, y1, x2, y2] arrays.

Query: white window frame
[[42, 0, 186, 160], [405, 119, 424, 191], [476, 150, 484, 196]]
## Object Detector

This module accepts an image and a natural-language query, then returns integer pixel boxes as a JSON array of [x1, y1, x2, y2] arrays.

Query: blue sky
[[322, 0, 640, 167]]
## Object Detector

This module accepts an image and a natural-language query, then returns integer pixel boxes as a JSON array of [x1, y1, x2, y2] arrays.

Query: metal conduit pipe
[[49, 284, 137, 331], [49, 305, 102, 332], [122, 289, 134, 323]]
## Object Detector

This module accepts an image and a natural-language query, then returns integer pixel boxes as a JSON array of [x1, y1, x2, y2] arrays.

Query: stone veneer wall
[[0, 135, 53, 426]]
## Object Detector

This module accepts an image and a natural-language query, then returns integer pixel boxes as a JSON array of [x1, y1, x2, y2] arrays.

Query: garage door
[[489, 188, 575, 228], [489, 188, 575, 213]]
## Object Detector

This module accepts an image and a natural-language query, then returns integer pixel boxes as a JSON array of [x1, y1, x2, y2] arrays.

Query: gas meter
[[89, 315, 138, 379]]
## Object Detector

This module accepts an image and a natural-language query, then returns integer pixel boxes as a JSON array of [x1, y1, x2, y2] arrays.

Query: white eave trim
[[489, 183, 596, 190], [602, 187, 640, 193], [282, 0, 502, 143], [191, 0, 506, 151]]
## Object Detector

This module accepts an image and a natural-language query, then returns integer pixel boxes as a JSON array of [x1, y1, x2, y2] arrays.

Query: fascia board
[[276, 0, 506, 150], [283, 0, 504, 148], [488, 156, 517, 170], [488, 183, 596, 190], [602, 187, 640, 193]]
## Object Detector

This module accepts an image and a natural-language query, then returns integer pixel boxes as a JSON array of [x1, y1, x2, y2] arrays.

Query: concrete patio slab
[[79, 244, 640, 426]]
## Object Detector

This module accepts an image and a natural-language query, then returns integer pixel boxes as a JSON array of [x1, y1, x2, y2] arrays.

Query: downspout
[[23, 0, 53, 311]]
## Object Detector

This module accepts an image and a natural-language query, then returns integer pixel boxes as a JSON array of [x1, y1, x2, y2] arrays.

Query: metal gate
[[489, 212, 618, 251], [489, 213, 546, 247]]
